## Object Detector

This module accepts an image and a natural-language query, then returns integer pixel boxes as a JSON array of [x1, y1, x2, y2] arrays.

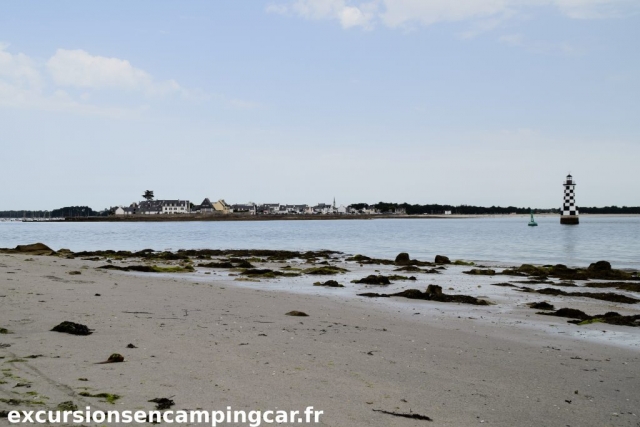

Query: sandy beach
[[1, 248, 639, 427]]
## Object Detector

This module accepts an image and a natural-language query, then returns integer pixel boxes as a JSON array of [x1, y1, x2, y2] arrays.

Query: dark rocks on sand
[[527, 301, 555, 310], [228, 258, 255, 268], [434, 255, 451, 264], [149, 397, 175, 410], [98, 264, 195, 273], [538, 308, 640, 327], [502, 261, 633, 281], [97, 353, 124, 364], [352, 275, 392, 285], [286, 311, 309, 317], [198, 261, 234, 268], [345, 254, 395, 265], [463, 269, 496, 276], [14, 243, 56, 256], [358, 288, 489, 305], [313, 280, 344, 288], [302, 266, 349, 275], [585, 282, 640, 292], [394, 265, 422, 272], [51, 321, 93, 336], [426, 284, 443, 296], [108, 353, 124, 362], [522, 287, 640, 304], [395, 253, 411, 265]]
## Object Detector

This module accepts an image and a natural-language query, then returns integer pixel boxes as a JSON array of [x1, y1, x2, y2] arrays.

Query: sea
[[1, 216, 638, 269]]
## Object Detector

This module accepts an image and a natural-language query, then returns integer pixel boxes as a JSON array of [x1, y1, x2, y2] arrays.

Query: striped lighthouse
[[560, 173, 579, 225]]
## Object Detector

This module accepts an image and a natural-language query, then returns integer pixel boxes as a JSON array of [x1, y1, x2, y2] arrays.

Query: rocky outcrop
[[358, 287, 489, 305], [502, 262, 634, 281], [352, 275, 392, 285], [434, 255, 451, 264], [14, 243, 56, 256], [395, 253, 411, 265], [313, 280, 344, 288]]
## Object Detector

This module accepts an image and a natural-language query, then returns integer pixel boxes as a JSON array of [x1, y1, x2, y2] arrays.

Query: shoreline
[[13, 213, 640, 223], [1, 247, 639, 426]]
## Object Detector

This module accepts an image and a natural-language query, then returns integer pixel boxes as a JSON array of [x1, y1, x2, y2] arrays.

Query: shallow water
[[1, 216, 639, 268]]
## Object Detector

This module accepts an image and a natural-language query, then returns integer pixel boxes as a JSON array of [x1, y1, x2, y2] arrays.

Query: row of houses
[[112, 198, 387, 216]]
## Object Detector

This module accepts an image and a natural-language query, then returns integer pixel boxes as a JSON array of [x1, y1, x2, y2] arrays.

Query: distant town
[[110, 190, 393, 217]]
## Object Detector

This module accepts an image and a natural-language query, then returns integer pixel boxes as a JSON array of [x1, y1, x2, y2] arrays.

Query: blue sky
[[1, 0, 638, 210]]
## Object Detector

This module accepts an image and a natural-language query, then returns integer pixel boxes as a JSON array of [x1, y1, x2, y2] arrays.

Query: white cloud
[[270, 0, 378, 29], [46, 49, 186, 97], [0, 43, 42, 90], [268, 0, 638, 30], [0, 43, 196, 117]]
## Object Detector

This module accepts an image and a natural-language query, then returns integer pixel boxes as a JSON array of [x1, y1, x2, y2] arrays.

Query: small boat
[[528, 210, 538, 227]]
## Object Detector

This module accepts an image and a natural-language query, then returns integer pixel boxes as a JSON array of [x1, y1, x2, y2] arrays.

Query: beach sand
[[1, 252, 639, 426]]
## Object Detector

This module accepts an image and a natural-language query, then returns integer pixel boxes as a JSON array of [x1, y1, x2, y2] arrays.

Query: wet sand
[[1, 252, 639, 426]]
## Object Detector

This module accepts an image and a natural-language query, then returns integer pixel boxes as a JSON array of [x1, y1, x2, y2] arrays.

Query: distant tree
[[142, 190, 155, 201]]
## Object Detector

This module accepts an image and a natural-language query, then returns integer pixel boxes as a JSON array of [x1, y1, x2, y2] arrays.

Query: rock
[[313, 280, 344, 288], [198, 261, 234, 268], [126, 343, 137, 348], [359, 289, 489, 305], [426, 285, 443, 296], [149, 397, 175, 410], [395, 253, 411, 265], [588, 260, 611, 271], [286, 311, 309, 317], [302, 266, 349, 275], [434, 255, 451, 264], [14, 243, 56, 256], [107, 353, 124, 363], [352, 275, 391, 285], [96, 353, 124, 364], [527, 301, 555, 310], [68, 271, 81, 275], [394, 265, 423, 272], [51, 321, 92, 336], [230, 259, 255, 269], [543, 308, 590, 320], [463, 269, 496, 275]]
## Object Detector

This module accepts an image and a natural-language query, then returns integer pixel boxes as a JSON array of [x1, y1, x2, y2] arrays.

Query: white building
[[161, 200, 190, 214]]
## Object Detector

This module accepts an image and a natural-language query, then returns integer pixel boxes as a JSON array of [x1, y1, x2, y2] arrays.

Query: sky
[[1, 0, 638, 210]]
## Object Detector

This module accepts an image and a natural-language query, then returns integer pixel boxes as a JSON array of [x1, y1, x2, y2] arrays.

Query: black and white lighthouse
[[561, 173, 579, 225]]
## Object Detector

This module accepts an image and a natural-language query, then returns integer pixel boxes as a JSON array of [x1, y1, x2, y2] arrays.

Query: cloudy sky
[[1, 1, 638, 210]]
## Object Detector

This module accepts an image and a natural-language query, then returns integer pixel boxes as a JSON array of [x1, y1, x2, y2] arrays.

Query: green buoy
[[528, 210, 538, 227]]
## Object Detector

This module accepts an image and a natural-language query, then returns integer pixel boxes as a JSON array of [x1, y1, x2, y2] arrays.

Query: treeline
[[349, 202, 557, 215], [50, 206, 102, 217], [579, 206, 640, 214], [0, 206, 103, 218], [349, 202, 640, 215]]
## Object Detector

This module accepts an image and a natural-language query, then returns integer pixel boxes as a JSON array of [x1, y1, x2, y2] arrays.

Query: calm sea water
[[1, 216, 638, 269]]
